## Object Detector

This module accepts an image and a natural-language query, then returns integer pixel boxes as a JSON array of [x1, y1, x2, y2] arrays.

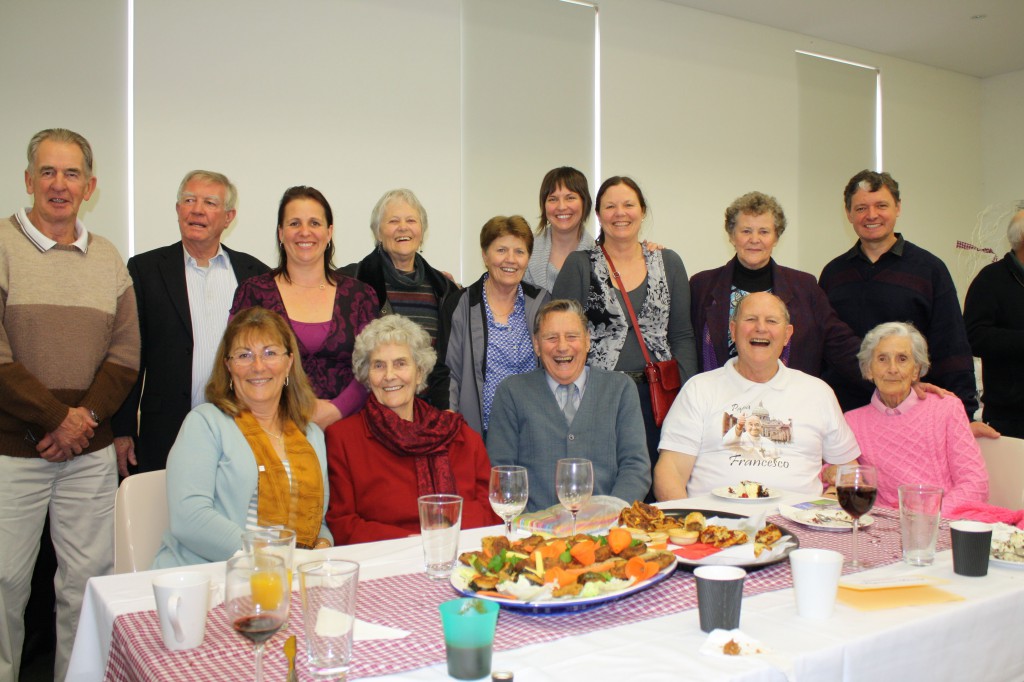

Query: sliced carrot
[[536, 539, 568, 560], [624, 556, 647, 581], [474, 590, 518, 600], [569, 539, 597, 567], [607, 527, 632, 555], [545, 559, 621, 587], [642, 561, 659, 580]]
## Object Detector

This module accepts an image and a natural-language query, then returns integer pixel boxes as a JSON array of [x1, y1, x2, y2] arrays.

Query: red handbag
[[601, 246, 681, 427]]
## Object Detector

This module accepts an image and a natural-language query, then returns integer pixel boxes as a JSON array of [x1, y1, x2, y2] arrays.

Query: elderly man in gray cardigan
[[487, 299, 652, 511]]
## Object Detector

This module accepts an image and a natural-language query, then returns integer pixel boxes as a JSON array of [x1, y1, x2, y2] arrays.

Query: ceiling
[[659, 0, 1024, 78]]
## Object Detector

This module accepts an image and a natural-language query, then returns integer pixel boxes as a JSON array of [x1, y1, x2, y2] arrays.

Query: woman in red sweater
[[325, 315, 497, 544]]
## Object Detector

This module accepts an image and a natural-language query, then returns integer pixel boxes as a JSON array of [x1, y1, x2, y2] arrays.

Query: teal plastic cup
[[437, 598, 500, 680]]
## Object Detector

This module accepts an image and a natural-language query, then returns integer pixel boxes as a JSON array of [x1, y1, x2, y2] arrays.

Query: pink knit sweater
[[844, 391, 988, 513]]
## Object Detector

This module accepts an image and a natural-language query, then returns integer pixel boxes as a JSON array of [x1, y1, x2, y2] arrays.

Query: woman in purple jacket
[[689, 191, 861, 380]]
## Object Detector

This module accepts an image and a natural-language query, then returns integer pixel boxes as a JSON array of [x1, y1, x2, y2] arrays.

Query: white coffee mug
[[152, 572, 211, 650]]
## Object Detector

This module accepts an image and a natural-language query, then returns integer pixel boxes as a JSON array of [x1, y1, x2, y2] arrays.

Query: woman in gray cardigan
[[445, 216, 550, 437]]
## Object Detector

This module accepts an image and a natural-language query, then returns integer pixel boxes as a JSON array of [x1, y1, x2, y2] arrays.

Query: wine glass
[[225, 553, 290, 682], [555, 458, 593, 536], [489, 466, 529, 540], [835, 464, 878, 569]]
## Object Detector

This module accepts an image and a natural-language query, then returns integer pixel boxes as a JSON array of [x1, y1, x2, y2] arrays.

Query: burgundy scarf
[[363, 394, 462, 497]]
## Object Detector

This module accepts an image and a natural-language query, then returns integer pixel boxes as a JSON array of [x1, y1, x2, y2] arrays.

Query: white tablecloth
[[68, 493, 1024, 681]]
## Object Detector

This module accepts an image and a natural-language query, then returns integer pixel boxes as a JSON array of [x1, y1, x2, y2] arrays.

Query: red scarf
[[363, 394, 462, 497]]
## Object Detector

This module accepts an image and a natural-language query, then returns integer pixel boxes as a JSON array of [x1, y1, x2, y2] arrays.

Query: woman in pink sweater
[[844, 322, 988, 512]]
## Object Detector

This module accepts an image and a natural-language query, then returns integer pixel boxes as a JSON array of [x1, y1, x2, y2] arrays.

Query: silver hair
[[177, 170, 238, 212], [1007, 209, 1024, 251], [369, 188, 429, 242], [856, 321, 930, 380], [533, 299, 588, 336], [352, 314, 436, 393], [27, 128, 94, 178], [729, 292, 791, 326]]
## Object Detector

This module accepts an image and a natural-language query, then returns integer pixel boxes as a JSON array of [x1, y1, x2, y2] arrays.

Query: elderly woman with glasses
[[844, 321, 988, 513], [325, 315, 496, 545], [153, 307, 333, 569], [232, 186, 378, 430]]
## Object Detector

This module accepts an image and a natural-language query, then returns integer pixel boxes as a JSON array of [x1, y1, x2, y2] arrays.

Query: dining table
[[68, 491, 1024, 681]]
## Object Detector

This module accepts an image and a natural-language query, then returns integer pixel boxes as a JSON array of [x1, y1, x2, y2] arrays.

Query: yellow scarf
[[234, 411, 324, 549]]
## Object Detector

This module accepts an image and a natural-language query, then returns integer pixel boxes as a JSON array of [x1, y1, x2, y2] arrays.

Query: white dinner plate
[[450, 558, 677, 614], [779, 506, 875, 532], [711, 485, 781, 502], [990, 556, 1024, 570]]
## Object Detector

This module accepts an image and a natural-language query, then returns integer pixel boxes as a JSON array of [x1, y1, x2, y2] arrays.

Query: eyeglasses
[[226, 348, 291, 366]]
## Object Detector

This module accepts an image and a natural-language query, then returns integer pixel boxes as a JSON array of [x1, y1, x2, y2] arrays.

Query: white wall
[[0, 0, 997, 291], [982, 69, 1024, 209]]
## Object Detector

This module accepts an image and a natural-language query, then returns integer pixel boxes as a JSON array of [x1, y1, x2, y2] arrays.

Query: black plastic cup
[[694, 566, 746, 632], [950, 520, 992, 577]]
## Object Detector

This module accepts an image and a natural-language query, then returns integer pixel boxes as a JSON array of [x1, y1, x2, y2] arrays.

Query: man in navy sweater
[[818, 170, 998, 438]]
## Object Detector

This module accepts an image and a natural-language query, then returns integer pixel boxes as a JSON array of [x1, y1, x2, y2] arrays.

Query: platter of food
[[651, 506, 798, 570], [451, 529, 677, 614], [991, 527, 1024, 570], [778, 506, 875, 532], [711, 481, 780, 502]]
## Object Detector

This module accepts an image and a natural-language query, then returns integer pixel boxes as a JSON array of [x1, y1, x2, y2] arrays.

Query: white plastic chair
[[979, 436, 1024, 510], [113, 470, 169, 573]]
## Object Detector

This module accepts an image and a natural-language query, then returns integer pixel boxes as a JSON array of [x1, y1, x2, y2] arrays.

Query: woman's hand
[[911, 381, 952, 399], [313, 400, 342, 430]]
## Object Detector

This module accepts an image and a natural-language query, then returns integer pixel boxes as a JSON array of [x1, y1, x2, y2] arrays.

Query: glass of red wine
[[225, 553, 290, 682], [835, 464, 878, 569]]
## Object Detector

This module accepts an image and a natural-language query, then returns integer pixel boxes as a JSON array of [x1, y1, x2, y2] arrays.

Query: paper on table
[[839, 574, 949, 590], [354, 618, 409, 641], [836, 585, 964, 611], [699, 628, 772, 657]]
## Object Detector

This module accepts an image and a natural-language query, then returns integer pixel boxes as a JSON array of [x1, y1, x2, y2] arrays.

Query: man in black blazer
[[111, 170, 269, 474]]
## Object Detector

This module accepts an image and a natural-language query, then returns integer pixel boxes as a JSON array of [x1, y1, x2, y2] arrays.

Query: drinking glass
[[299, 559, 359, 680], [489, 466, 529, 540], [225, 554, 289, 682], [555, 458, 593, 536], [835, 464, 878, 569]]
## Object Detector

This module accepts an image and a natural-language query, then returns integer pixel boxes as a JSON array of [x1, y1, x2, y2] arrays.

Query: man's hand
[[970, 421, 1000, 440], [114, 436, 137, 477], [39, 407, 96, 460], [911, 382, 953, 400]]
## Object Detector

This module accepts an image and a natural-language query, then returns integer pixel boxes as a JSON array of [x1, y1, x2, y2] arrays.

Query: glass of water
[[417, 494, 463, 579]]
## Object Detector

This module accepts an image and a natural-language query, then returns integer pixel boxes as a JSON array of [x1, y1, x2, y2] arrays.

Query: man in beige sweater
[[0, 129, 140, 681]]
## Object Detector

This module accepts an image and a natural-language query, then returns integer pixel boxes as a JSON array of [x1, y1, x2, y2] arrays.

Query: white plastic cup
[[152, 572, 211, 650], [418, 494, 463, 580], [789, 548, 844, 619]]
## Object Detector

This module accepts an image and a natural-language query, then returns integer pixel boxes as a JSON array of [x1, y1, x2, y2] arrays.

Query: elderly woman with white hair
[[844, 321, 988, 512], [341, 189, 461, 408], [324, 315, 496, 544]]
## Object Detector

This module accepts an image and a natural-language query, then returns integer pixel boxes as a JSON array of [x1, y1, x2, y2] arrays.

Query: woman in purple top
[[232, 186, 378, 429]]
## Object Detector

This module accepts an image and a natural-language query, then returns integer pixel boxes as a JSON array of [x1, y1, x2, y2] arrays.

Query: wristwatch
[[89, 409, 100, 423]]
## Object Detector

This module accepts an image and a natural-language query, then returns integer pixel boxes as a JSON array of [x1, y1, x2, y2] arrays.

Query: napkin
[[354, 619, 409, 641], [836, 585, 963, 611], [516, 496, 629, 536], [699, 628, 772, 657], [675, 515, 795, 565]]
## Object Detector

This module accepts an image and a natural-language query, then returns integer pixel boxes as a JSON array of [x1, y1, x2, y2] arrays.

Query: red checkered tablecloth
[[105, 507, 948, 681]]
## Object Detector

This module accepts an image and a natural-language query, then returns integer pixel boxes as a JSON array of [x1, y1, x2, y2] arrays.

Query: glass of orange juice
[[242, 528, 296, 591]]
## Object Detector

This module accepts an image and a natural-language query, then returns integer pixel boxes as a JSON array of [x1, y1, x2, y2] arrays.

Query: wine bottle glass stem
[[254, 642, 265, 682], [570, 511, 578, 536], [504, 518, 514, 541], [851, 519, 860, 567]]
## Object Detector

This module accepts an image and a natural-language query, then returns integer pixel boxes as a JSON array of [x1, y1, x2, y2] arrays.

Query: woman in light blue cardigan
[[153, 307, 332, 568]]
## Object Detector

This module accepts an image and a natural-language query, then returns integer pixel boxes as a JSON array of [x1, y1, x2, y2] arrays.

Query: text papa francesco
[[729, 456, 790, 468]]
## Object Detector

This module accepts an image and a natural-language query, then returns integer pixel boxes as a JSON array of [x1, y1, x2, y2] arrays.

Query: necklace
[[291, 280, 327, 290], [260, 424, 284, 442]]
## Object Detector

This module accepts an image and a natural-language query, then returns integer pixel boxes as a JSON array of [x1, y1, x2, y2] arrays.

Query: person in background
[[445, 215, 549, 438], [553, 176, 698, 476], [964, 208, 1024, 438], [325, 315, 494, 544], [231, 186, 378, 430], [655, 293, 859, 500], [0, 128, 140, 681], [153, 307, 332, 568], [818, 170, 998, 438], [341, 188, 460, 408], [525, 166, 596, 291], [690, 191, 861, 381], [845, 322, 988, 512], [112, 170, 269, 475], [487, 299, 651, 512]]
